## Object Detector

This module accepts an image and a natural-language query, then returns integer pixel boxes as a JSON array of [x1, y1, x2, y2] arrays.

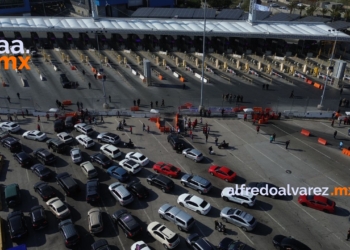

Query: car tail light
[[169, 243, 172, 246], [65, 240, 69, 244], [128, 232, 132, 237], [203, 189, 207, 192]]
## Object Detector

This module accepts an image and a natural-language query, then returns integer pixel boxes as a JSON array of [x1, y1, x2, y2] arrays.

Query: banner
[[255, 4, 270, 11]]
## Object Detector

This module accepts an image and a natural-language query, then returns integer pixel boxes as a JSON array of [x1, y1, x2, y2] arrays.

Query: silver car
[[70, 148, 82, 163], [182, 148, 204, 162], [220, 207, 257, 232], [180, 174, 212, 194]]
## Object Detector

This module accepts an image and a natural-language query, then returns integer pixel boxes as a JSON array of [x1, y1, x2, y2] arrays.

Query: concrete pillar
[[280, 63, 284, 72], [223, 62, 227, 70], [303, 64, 307, 73], [66, 55, 70, 62], [155, 56, 159, 64], [258, 61, 261, 70], [124, 57, 127, 65], [183, 60, 186, 67], [195, 58, 199, 67], [215, 59, 219, 68], [136, 56, 141, 65], [117, 55, 122, 63], [175, 57, 179, 66], [162, 59, 166, 66], [245, 63, 249, 71], [236, 60, 240, 69]]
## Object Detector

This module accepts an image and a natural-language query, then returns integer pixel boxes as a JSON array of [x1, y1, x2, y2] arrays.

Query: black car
[[112, 209, 142, 238], [31, 164, 52, 180], [30, 205, 48, 230], [147, 174, 174, 193], [33, 182, 57, 201], [273, 235, 311, 250], [56, 172, 80, 196], [186, 233, 214, 250], [33, 148, 55, 165], [46, 138, 67, 153], [126, 180, 149, 199], [91, 239, 111, 250], [7, 211, 28, 240], [218, 238, 254, 250], [167, 134, 184, 151], [58, 219, 80, 247], [54, 119, 65, 133], [65, 116, 77, 128], [90, 153, 111, 168], [1, 137, 22, 153], [247, 182, 280, 198], [86, 179, 100, 203], [14, 151, 33, 168]]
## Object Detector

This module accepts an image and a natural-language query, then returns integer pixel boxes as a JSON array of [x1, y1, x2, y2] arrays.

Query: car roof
[[189, 149, 201, 155], [58, 132, 69, 136], [281, 237, 311, 250], [191, 175, 210, 185], [131, 152, 143, 158], [88, 208, 101, 224], [311, 195, 328, 203], [158, 224, 176, 238], [110, 166, 127, 174], [5, 184, 19, 197], [186, 194, 203, 204], [16, 151, 30, 158], [224, 187, 254, 198], [102, 144, 118, 150], [81, 161, 95, 170]]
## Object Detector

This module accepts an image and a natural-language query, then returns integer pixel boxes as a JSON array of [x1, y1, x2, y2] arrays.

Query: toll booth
[[182, 36, 194, 52], [212, 37, 229, 54], [79, 33, 91, 47], [127, 34, 143, 49], [63, 32, 73, 44], [47, 32, 56, 44], [111, 34, 126, 49]]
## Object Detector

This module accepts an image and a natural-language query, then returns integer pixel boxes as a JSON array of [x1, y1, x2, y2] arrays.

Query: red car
[[298, 195, 336, 213], [153, 162, 181, 178], [208, 165, 237, 182]]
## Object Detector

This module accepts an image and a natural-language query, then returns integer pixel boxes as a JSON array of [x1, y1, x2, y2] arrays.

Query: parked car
[[298, 195, 336, 213], [119, 159, 142, 175], [22, 130, 47, 141], [208, 165, 236, 182], [181, 174, 212, 194], [4, 184, 21, 208], [107, 165, 129, 182], [46, 138, 67, 153], [90, 153, 111, 168], [30, 205, 48, 230], [186, 233, 214, 250], [7, 211, 28, 240], [14, 151, 33, 168], [97, 132, 121, 145], [158, 204, 195, 231], [147, 221, 180, 249], [76, 134, 95, 148], [91, 239, 111, 250], [88, 208, 104, 234], [147, 174, 174, 193], [108, 182, 134, 206], [153, 162, 181, 178], [54, 119, 65, 133], [0, 122, 21, 133], [177, 194, 211, 215], [272, 235, 311, 250], [80, 161, 98, 178], [182, 148, 204, 162], [74, 123, 94, 135], [86, 179, 100, 203], [131, 241, 151, 250], [1, 137, 22, 153], [56, 172, 80, 196], [126, 180, 149, 199], [65, 116, 77, 128], [70, 148, 83, 163], [220, 207, 257, 232], [58, 219, 80, 247], [46, 197, 70, 219], [112, 209, 142, 238], [125, 152, 149, 166], [34, 182, 56, 201], [167, 134, 184, 151], [218, 238, 254, 250], [60, 74, 72, 89], [31, 164, 52, 180], [33, 148, 55, 165], [57, 132, 74, 144], [221, 187, 256, 208], [100, 144, 121, 159]]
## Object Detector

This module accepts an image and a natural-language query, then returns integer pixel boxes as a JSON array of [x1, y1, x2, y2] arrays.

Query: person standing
[[17, 93, 20, 99], [117, 111, 120, 118], [290, 90, 294, 98], [7, 96, 10, 103], [77, 101, 80, 110], [37, 115, 40, 122], [285, 140, 290, 149], [147, 126, 150, 133], [130, 126, 132, 134], [80, 102, 83, 109], [156, 101, 158, 107], [101, 115, 104, 123], [256, 125, 260, 134], [143, 123, 145, 131], [133, 100, 136, 106], [26, 109, 29, 116], [272, 133, 276, 142], [37, 124, 41, 131], [88, 82, 91, 89], [215, 221, 219, 230], [334, 130, 337, 139], [205, 133, 208, 142], [109, 95, 111, 103], [22, 111, 25, 118], [137, 99, 140, 106], [46, 113, 49, 121], [331, 119, 334, 127], [191, 133, 194, 141], [347, 228, 350, 240], [150, 101, 153, 109], [215, 137, 218, 146], [161, 99, 164, 107], [340, 141, 344, 149]]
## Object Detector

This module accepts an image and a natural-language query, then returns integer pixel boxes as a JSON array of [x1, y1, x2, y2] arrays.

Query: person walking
[[46, 113, 49, 121], [17, 93, 20, 99], [334, 130, 337, 139], [117, 111, 120, 118], [191, 133, 194, 141], [215, 221, 219, 230], [88, 82, 91, 89], [77, 101, 80, 110], [101, 115, 104, 123], [331, 119, 334, 127], [290, 90, 294, 98], [215, 137, 218, 146], [130, 126, 132, 134], [22, 111, 25, 118], [150, 101, 153, 109], [7, 96, 10, 103], [347, 228, 350, 240], [244, 113, 247, 121], [155, 101, 158, 107], [37, 115, 40, 122], [133, 100, 136, 106], [256, 125, 260, 134], [285, 140, 290, 149], [37, 124, 41, 132], [13, 113, 18, 122], [109, 95, 111, 103], [26, 109, 28, 116], [147, 126, 150, 133], [80, 102, 83, 109], [205, 133, 208, 142], [272, 133, 276, 142], [161, 99, 165, 107]]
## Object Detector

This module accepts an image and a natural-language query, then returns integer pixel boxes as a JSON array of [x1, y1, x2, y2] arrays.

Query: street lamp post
[[317, 29, 339, 110], [199, 0, 207, 112], [96, 31, 109, 109]]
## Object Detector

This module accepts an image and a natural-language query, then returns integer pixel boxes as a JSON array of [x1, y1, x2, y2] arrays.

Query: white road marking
[[258, 206, 286, 231], [137, 199, 152, 222], [320, 122, 348, 136], [291, 201, 316, 221], [151, 134, 169, 153], [238, 228, 255, 245], [175, 160, 189, 173], [26, 169, 30, 182]]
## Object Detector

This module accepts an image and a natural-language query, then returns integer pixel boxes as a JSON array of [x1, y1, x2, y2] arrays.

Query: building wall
[[149, 0, 174, 7], [0, 0, 30, 15], [95, 0, 127, 7]]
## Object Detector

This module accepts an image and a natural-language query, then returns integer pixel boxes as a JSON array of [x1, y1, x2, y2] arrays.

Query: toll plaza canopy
[[0, 16, 349, 41]]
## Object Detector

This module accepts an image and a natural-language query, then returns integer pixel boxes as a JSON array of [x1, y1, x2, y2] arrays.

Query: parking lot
[[1, 114, 350, 250]]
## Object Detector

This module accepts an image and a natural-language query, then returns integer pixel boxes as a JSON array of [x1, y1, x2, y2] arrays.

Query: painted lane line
[[151, 134, 169, 153], [137, 199, 152, 222], [238, 228, 255, 245], [291, 201, 316, 221], [175, 160, 189, 174], [320, 122, 348, 136], [258, 206, 286, 231], [230, 153, 267, 180]]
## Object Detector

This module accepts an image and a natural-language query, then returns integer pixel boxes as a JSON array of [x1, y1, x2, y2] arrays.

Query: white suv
[[0, 122, 21, 133], [74, 123, 94, 135], [76, 135, 95, 148], [147, 221, 180, 249], [57, 132, 74, 144], [119, 159, 142, 175], [221, 187, 256, 208], [100, 144, 121, 159], [108, 182, 134, 206]]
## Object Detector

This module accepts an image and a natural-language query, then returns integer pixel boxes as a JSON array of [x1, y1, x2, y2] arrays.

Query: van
[[158, 204, 195, 231], [100, 144, 121, 159], [4, 184, 21, 208]]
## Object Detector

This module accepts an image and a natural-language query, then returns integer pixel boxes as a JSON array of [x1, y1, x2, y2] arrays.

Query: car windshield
[[152, 223, 162, 231], [37, 132, 43, 136], [56, 204, 66, 212], [326, 199, 333, 206], [248, 217, 256, 225], [73, 154, 80, 158], [139, 155, 146, 161], [170, 166, 178, 171], [10, 124, 17, 127], [227, 170, 234, 176], [63, 136, 70, 140], [199, 200, 208, 208], [40, 168, 50, 174], [167, 235, 178, 243]]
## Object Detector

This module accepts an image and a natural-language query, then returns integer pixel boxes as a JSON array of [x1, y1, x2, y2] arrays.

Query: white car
[[297, 3, 304, 7], [119, 159, 142, 175], [177, 194, 211, 215], [0, 122, 21, 133], [46, 197, 70, 219], [80, 161, 98, 178], [74, 123, 94, 135], [70, 148, 82, 163], [221, 187, 256, 207], [125, 152, 149, 167], [131, 241, 151, 250], [100, 144, 121, 159], [76, 134, 95, 148], [147, 222, 180, 249], [22, 130, 47, 141], [57, 132, 74, 144]]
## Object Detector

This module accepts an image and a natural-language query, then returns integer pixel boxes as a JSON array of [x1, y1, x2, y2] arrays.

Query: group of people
[[222, 93, 244, 103], [150, 99, 165, 109]]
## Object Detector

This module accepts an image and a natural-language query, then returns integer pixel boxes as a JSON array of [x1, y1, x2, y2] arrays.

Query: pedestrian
[[109, 95, 111, 102], [256, 125, 260, 134], [290, 90, 294, 98], [340, 141, 344, 149], [156, 101, 158, 107], [17, 93, 20, 99], [205, 133, 208, 142], [215, 137, 218, 146], [347, 228, 350, 240], [244, 113, 247, 121], [150, 101, 153, 109], [272, 133, 276, 142], [143, 123, 145, 131], [88, 82, 91, 89], [286, 140, 290, 149], [46, 113, 49, 121], [133, 100, 136, 106], [137, 98, 140, 106], [339, 119, 342, 126], [37, 115, 40, 122], [161, 99, 164, 107], [48, 143, 51, 150], [7, 96, 10, 103], [208, 109, 211, 117], [22, 111, 25, 118], [54, 113, 58, 119], [26, 109, 28, 116], [191, 133, 194, 141], [147, 125, 150, 133], [130, 126, 132, 134], [101, 115, 104, 123], [88, 117, 92, 124], [117, 111, 120, 118], [266, 84, 269, 90], [183, 83, 185, 89], [334, 130, 337, 138], [241, 96, 244, 102], [77, 101, 80, 110], [331, 119, 334, 127], [262, 84, 265, 90], [82, 69, 85, 75], [13, 113, 17, 121], [37, 124, 41, 131]]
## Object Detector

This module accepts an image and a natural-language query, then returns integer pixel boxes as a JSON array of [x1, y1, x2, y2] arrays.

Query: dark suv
[[30, 205, 48, 230], [7, 211, 28, 240], [13, 151, 33, 168], [46, 138, 67, 153], [147, 174, 174, 193], [58, 219, 80, 247], [126, 180, 149, 199], [56, 172, 80, 196], [167, 134, 184, 151], [1, 137, 22, 153], [54, 119, 65, 133], [112, 209, 142, 238], [33, 148, 55, 165], [90, 153, 111, 168], [86, 179, 100, 203]]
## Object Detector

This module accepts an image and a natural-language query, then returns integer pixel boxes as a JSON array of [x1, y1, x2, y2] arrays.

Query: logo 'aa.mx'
[[0, 40, 31, 70]]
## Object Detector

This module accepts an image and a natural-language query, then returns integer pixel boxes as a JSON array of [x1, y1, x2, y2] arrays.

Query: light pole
[[42, 0, 47, 16], [95, 30, 108, 109], [199, 0, 207, 112], [318, 29, 339, 109]]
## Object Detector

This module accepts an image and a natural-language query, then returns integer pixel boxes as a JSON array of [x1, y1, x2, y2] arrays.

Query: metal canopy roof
[[215, 9, 244, 20], [239, 11, 272, 20], [131, 7, 216, 19], [0, 17, 349, 41], [264, 13, 300, 22]]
